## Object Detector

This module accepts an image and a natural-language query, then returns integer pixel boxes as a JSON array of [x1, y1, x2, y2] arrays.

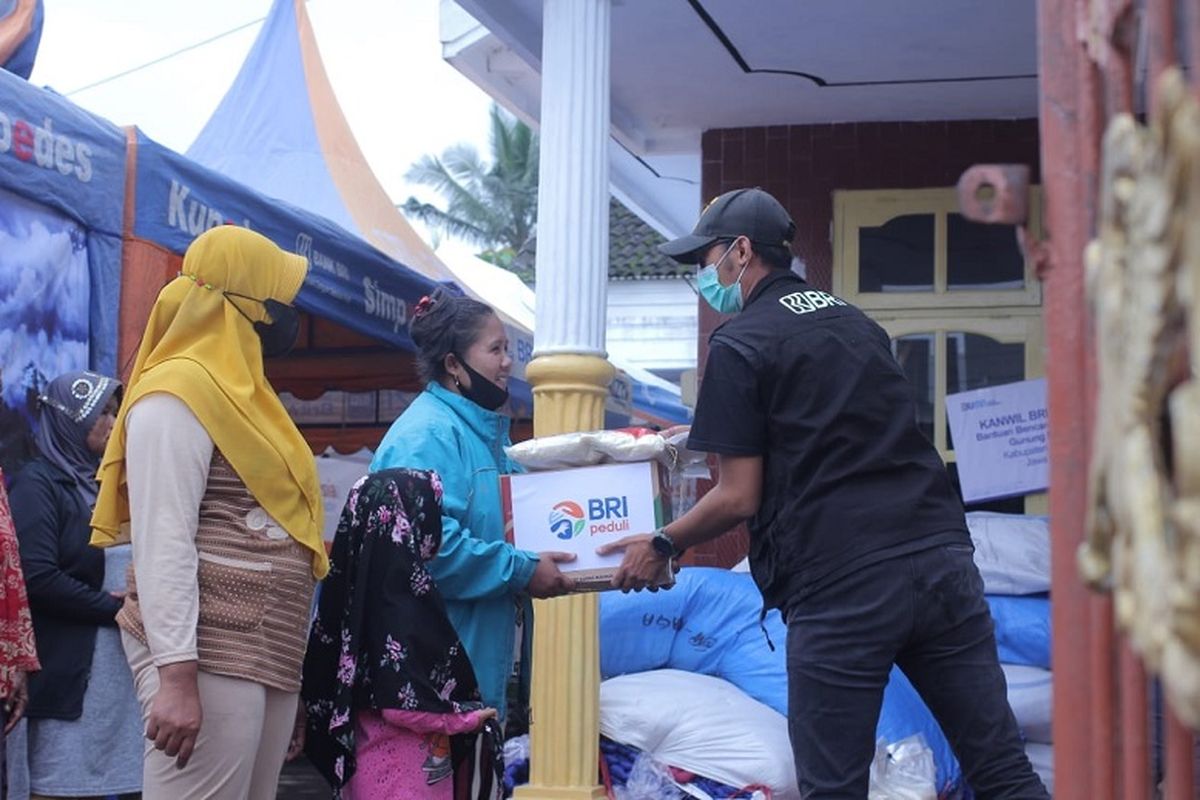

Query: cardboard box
[[501, 461, 674, 592]]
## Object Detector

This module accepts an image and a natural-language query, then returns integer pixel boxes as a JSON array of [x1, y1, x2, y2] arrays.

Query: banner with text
[[946, 378, 1049, 503]]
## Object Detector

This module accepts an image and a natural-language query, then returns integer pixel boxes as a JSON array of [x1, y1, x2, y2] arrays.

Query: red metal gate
[[1036, 0, 1198, 797]]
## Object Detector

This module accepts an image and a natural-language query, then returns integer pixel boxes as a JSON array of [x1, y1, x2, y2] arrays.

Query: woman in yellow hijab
[[91, 226, 327, 800]]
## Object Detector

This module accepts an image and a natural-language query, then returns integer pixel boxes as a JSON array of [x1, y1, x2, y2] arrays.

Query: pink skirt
[[342, 710, 454, 800]]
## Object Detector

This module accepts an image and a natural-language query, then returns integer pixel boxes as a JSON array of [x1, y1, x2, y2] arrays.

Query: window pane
[[858, 214, 935, 293], [892, 334, 935, 444], [945, 333, 1026, 450], [947, 214, 1024, 290]]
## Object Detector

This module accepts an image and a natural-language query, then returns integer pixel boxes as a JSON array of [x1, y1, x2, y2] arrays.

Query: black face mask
[[454, 355, 509, 412], [225, 293, 301, 358]]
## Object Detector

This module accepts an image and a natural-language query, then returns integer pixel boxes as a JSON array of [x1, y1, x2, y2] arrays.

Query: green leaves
[[401, 104, 539, 282]]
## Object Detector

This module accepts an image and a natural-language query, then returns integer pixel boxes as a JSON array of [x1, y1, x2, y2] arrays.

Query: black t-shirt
[[689, 271, 969, 610]]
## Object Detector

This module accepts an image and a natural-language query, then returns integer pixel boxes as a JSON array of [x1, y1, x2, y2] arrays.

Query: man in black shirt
[[599, 188, 1047, 798]]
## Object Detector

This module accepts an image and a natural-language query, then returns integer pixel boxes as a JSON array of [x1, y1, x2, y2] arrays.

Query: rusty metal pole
[[1187, 0, 1200, 105], [1110, 2, 1172, 794], [1037, 0, 1105, 796], [1102, 0, 1136, 117], [1165, 707, 1197, 799], [1089, 10, 1132, 786], [1145, 0, 1178, 115], [1118, 641, 1152, 798]]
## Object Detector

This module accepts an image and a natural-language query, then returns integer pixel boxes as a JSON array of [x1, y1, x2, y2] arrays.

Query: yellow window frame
[[833, 187, 1043, 310], [833, 188, 1047, 515]]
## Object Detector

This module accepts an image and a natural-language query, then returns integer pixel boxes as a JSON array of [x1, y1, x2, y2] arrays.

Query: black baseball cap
[[658, 187, 796, 264]]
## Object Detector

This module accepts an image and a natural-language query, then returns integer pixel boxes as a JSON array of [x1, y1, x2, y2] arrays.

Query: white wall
[[606, 278, 697, 375]]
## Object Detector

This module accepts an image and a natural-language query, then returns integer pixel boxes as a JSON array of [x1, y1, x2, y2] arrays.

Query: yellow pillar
[[516, 355, 612, 800]]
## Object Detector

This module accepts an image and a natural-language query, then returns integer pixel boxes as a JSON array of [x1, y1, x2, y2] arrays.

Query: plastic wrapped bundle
[[506, 426, 710, 478]]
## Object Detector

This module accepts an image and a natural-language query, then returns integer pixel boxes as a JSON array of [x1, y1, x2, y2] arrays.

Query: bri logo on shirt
[[778, 289, 847, 316], [548, 497, 631, 539]]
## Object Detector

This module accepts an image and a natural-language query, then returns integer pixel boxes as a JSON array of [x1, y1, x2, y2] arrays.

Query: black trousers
[[785, 543, 1050, 799]]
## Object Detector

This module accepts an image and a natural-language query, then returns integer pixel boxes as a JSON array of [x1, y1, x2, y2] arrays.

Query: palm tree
[[401, 105, 539, 282]]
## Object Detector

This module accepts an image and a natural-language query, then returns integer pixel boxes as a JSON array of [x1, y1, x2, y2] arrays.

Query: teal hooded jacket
[[370, 382, 538, 718]]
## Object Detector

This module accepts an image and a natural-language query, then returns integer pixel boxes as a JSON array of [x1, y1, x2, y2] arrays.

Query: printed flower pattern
[[411, 567, 433, 596], [380, 634, 408, 671], [302, 468, 487, 794]]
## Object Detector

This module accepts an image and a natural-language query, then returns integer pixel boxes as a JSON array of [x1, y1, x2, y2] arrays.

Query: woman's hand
[[4, 670, 29, 733], [148, 661, 203, 768], [474, 707, 498, 731], [527, 552, 577, 598]]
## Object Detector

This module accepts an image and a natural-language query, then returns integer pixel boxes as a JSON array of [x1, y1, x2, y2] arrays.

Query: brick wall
[[684, 118, 1042, 569]]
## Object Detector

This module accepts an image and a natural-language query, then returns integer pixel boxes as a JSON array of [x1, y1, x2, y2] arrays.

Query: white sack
[[966, 512, 1051, 595], [600, 669, 800, 800]]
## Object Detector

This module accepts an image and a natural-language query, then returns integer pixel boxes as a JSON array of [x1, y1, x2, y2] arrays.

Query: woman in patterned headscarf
[[302, 469, 502, 799], [7, 369, 144, 799]]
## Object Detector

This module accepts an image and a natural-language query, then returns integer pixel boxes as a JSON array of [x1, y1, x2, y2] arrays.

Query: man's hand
[[527, 552, 577, 598], [286, 702, 306, 762], [4, 670, 29, 733], [596, 534, 671, 593], [147, 661, 203, 769]]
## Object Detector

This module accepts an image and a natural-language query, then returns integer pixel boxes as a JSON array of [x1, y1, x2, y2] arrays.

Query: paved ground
[[276, 756, 330, 799]]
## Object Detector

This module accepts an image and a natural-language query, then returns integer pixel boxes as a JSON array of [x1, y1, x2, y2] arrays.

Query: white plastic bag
[[613, 753, 685, 800], [662, 426, 711, 480], [503, 733, 530, 771], [868, 735, 938, 800], [506, 429, 670, 470]]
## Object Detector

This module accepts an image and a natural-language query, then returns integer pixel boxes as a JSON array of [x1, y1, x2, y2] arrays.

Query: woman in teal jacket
[[371, 290, 575, 722]]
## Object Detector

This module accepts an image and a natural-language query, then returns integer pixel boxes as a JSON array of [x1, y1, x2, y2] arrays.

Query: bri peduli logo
[[549, 501, 586, 540], [548, 496, 631, 540]]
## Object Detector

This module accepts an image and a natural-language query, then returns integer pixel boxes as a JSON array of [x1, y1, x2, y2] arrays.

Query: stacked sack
[[596, 513, 1057, 799], [967, 512, 1055, 796], [599, 568, 962, 798]]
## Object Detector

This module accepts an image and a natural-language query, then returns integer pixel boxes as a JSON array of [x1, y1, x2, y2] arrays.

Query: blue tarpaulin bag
[[599, 568, 966, 794]]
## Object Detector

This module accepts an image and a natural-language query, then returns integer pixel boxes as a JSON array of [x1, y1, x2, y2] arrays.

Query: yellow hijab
[[91, 226, 329, 578]]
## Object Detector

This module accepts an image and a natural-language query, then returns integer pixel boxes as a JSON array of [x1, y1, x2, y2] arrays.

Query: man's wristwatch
[[651, 528, 682, 559]]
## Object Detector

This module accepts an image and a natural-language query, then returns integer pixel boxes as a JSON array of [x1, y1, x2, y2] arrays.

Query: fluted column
[[532, 0, 610, 357], [516, 0, 612, 798]]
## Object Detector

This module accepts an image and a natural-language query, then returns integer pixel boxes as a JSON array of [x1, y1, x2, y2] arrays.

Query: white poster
[[315, 455, 370, 543], [946, 378, 1049, 503]]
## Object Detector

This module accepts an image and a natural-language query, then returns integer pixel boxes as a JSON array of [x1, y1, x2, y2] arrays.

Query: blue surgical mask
[[697, 239, 749, 314]]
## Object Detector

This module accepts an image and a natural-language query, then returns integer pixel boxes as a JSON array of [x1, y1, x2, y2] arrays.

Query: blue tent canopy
[[130, 129, 541, 414], [0, 68, 125, 375], [133, 131, 436, 354]]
